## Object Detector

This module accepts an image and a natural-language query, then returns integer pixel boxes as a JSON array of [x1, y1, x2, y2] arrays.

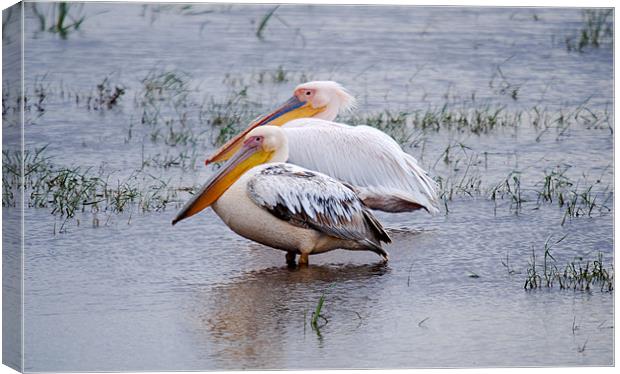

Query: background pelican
[[205, 81, 439, 214], [173, 126, 391, 266]]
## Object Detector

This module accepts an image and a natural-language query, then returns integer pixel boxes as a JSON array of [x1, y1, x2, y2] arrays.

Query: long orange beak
[[205, 96, 325, 165], [172, 139, 273, 225]]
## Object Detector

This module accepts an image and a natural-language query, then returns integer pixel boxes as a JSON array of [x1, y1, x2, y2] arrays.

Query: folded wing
[[282, 119, 439, 213], [246, 163, 391, 255]]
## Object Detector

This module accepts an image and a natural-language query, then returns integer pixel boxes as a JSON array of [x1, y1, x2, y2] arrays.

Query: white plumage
[[282, 118, 439, 214]]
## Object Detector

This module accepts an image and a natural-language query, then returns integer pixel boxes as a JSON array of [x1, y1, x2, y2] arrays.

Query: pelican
[[173, 126, 391, 266], [205, 81, 439, 214]]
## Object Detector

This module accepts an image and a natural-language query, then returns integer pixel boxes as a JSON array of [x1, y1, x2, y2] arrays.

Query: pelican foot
[[298, 253, 309, 267], [286, 252, 297, 268]]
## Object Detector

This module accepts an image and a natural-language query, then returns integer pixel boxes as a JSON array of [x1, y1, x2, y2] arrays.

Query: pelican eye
[[305, 91, 312, 96]]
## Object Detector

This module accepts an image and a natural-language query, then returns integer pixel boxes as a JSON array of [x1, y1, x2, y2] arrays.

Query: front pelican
[[173, 126, 391, 266], [205, 81, 440, 214]]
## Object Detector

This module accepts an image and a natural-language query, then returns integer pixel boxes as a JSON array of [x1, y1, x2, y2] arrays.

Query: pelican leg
[[299, 253, 309, 267], [286, 252, 297, 267]]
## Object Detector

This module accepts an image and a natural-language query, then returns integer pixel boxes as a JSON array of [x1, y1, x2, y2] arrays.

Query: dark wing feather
[[247, 163, 391, 250]]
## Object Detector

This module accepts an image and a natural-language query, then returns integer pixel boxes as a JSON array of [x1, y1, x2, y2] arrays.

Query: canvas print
[[2, 1, 614, 371]]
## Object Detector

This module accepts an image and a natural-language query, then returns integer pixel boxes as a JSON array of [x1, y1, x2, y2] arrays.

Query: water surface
[[1, 3, 613, 371]]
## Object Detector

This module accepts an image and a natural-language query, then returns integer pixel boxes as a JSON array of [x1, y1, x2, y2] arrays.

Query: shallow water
[[20, 199, 613, 370], [2, 3, 614, 371]]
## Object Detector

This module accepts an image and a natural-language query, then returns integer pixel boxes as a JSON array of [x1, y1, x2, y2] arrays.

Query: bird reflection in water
[[193, 263, 390, 369]]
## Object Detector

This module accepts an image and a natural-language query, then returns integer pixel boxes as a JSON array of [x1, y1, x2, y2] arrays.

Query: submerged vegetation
[[438, 157, 612, 223], [133, 69, 206, 147], [3, 68, 613, 234], [345, 105, 514, 139], [201, 87, 257, 147], [139, 3, 215, 26], [2, 146, 182, 233], [565, 9, 613, 52], [346, 100, 611, 146], [488, 166, 611, 223], [132, 69, 263, 149], [89, 77, 125, 111], [309, 283, 335, 335], [524, 235, 613, 292], [256, 5, 280, 39], [535, 166, 612, 225], [31, 2, 87, 39]]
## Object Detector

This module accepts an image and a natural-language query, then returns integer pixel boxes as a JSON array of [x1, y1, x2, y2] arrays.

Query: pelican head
[[205, 81, 355, 165], [172, 126, 287, 225], [293, 81, 357, 121]]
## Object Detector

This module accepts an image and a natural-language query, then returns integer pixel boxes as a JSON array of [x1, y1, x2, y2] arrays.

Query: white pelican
[[173, 126, 391, 266], [205, 81, 439, 214]]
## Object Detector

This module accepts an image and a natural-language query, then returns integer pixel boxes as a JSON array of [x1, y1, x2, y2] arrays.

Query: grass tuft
[[566, 9, 613, 52], [31, 2, 87, 39], [2, 147, 182, 233], [525, 235, 613, 292], [311, 283, 335, 332]]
